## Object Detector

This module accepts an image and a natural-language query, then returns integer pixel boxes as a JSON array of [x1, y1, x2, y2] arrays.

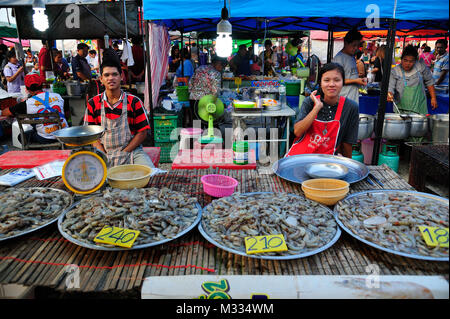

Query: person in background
[[169, 46, 181, 73], [1, 74, 68, 144], [370, 45, 386, 83], [419, 46, 435, 69], [230, 45, 251, 76], [129, 37, 145, 83], [388, 45, 437, 114], [278, 46, 289, 69], [432, 39, 449, 87], [287, 63, 359, 159], [187, 56, 227, 127], [176, 48, 194, 79], [258, 39, 276, 76], [28, 62, 40, 75], [355, 51, 366, 78], [38, 40, 54, 82], [113, 42, 122, 59], [25, 49, 34, 64], [190, 43, 199, 65], [87, 49, 100, 73], [52, 49, 70, 80], [84, 58, 154, 168], [3, 49, 25, 93], [418, 43, 427, 56], [360, 47, 371, 65], [71, 43, 91, 82], [332, 28, 367, 104]]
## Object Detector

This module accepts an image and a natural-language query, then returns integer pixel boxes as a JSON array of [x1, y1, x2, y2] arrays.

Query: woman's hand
[[387, 92, 394, 102], [431, 97, 438, 110], [310, 90, 323, 111]]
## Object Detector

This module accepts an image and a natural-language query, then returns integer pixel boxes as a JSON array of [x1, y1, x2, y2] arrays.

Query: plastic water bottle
[[279, 84, 287, 108]]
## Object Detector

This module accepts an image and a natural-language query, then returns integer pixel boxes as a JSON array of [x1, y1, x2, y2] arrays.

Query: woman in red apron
[[286, 63, 359, 158]]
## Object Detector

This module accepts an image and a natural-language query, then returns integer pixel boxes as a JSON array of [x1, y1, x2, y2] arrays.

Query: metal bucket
[[408, 113, 429, 137], [429, 114, 449, 144], [381, 113, 411, 140], [65, 81, 81, 96], [358, 114, 374, 141]]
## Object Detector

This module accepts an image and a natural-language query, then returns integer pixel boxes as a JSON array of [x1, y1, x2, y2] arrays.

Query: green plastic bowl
[[233, 101, 256, 108]]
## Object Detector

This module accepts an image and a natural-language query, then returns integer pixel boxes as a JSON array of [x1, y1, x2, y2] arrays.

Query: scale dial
[[62, 151, 107, 194]]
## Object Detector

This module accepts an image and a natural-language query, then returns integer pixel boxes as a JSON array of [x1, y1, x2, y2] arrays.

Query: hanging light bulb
[[32, 0, 49, 32], [216, 1, 232, 58]]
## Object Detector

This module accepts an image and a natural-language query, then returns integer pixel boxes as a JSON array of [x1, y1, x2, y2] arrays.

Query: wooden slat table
[[0, 164, 448, 298]]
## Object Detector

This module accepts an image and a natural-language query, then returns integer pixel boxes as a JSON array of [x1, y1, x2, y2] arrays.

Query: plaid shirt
[[84, 92, 150, 136]]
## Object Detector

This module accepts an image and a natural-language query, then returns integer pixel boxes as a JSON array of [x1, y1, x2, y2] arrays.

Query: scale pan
[[52, 125, 104, 146]]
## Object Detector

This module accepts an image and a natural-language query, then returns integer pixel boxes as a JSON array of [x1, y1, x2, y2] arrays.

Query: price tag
[[244, 234, 288, 255], [418, 226, 449, 248], [94, 226, 140, 248]]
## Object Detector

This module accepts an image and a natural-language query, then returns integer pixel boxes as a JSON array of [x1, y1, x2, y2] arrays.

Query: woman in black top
[[371, 45, 386, 83]]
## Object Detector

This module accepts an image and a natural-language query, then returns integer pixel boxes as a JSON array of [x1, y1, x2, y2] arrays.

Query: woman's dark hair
[[424, 46, 431, 53], [355, 50, 363, 60], [180, 47, 191, 59], [401, 45, 418, 60], [6, 49, 17, 60], [317, 62, 345, 97], [171, 45, 180, 57]]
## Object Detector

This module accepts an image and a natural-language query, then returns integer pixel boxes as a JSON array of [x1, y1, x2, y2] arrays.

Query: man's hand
[[357, 78, 368, 86]]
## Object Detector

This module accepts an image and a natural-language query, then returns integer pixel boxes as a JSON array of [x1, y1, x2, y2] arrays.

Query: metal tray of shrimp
[[334, 190, 449, 261], [198, 192, 341, 260], [0, 187, 73, 242], [57, 197, 203, 251], [272, 154, 369, 184]]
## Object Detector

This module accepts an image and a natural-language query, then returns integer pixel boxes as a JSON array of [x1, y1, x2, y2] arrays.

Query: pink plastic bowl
[[201, 174, 239, 198]]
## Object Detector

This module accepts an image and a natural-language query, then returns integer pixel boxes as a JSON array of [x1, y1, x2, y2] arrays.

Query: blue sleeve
[[185, 60, 194, 77]]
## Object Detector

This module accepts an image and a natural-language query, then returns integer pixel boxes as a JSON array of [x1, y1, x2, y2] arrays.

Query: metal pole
[[144, 20, 155, 146], [326, 27, 334, 63], [372, 18, 398, 165], [181, 28, 184, 77]]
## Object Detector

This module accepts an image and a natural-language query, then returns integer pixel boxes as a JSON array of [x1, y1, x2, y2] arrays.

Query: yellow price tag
[[94, 226, 140, 248], [419, 226, 449, 248], [234, 77, 242, 85], [244, 234, 288, 255]]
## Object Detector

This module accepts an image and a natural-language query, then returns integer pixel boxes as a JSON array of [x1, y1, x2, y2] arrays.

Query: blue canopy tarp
[[143, 0, 449, 31]]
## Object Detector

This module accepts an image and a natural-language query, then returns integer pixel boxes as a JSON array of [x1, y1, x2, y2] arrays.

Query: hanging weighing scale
[[53, 125, 108, 195]]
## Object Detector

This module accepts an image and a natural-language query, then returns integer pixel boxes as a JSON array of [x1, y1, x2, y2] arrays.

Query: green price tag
[[94, 225, 140, 248], [244, 234, 288, 255], [418, 226, 449, 248]]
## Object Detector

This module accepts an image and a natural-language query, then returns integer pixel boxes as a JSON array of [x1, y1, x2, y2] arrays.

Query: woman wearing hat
[[1, 73, 69, 144]]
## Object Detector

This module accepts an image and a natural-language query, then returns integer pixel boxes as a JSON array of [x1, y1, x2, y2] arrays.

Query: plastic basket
[[285, 82, 300, 96], [155, 141, 179, 163], [201, 174, 239, 198], [176, 86, 190, 101], [154, 115, 178, 142]]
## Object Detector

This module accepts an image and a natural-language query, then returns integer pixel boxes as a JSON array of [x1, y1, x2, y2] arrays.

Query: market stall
[[0, 0, 449, 301]]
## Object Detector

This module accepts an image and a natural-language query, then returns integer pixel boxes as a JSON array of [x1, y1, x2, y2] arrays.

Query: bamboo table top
[[0, 165, 448, 296]]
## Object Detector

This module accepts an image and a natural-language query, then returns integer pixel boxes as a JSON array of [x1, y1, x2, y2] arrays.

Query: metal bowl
[[52, 125, 104, 146], [358, 114, 374, 140], [408, 113, 429, 137], [380, 113, 411, 140], [304, 162, 349, 180]]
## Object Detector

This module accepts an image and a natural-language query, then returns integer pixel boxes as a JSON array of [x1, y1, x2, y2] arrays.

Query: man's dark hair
[[264, 39, 272, 47], [100, 59, 121, 75], [212, 55, 228, 66], [89, 50, 97, 55], [100, 48, 121, 75], [436, 39, 448, 48], [424, 46, 431, 53], [77, 43, 89, 51], [402, 45, 418, 60], [344, 28, 363, 44], [180, 47, 191, 59]]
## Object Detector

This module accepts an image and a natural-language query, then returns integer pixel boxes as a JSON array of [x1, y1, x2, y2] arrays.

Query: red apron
[[286, 96, 345, 157]]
